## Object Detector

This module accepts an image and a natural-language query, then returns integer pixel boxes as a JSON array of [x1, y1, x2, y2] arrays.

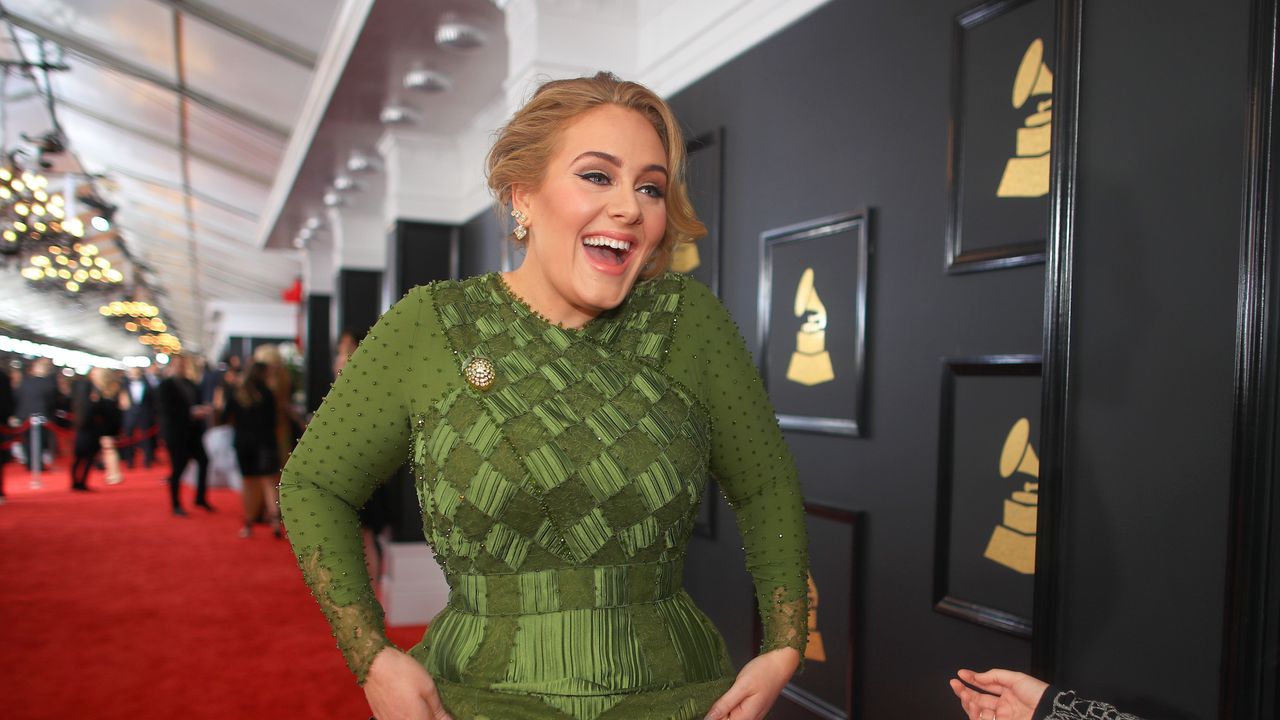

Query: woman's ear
[[511, 183, 532, 218]]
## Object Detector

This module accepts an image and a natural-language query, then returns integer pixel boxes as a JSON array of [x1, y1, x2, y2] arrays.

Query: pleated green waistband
[[448, 560, 684, 615]]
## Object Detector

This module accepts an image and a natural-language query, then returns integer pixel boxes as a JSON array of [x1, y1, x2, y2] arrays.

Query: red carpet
[[0, 457, 426, 719]]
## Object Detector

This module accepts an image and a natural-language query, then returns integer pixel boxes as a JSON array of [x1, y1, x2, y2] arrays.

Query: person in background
[[14, 358, 56, 472], [156, 354, 213, 516], [0, 368, 13, 504], [120, 367, 157, 469], [253, 344, 301, 471], [51, 370, 74, 456], [207, 358, 244, 489], [222, 361, 281, 538], [68, 368, 123, 492], [951, 668, 1145, 720]]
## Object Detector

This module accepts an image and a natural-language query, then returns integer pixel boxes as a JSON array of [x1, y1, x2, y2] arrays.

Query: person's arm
[[1035, 687, 1145, 720], [667, 279, 809, 719], [278, 288, 424, 684], [951, 669, 1147, 720]]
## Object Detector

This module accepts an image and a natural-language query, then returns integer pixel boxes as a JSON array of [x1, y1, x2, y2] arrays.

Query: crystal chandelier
[[99, 300, 182, 355], [1, 166, 71, 255], [21, 240, 124, 292]]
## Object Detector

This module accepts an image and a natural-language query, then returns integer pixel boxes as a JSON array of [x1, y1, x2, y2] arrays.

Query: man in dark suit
[[120, 367, 157, 468], [14, 358, 57, 472], [156, 355, 213, 516]]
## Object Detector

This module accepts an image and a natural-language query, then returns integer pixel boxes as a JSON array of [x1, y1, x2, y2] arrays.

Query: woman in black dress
[[224, 362, 281, 537], [69, 369, 123, 492]]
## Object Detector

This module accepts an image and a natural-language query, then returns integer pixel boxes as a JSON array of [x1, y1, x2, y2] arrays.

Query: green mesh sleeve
[[278, 287, 425, 684], [666, 277, 810, 656]]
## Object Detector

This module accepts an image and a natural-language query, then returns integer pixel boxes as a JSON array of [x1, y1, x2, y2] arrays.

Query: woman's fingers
[[421, 678, 451, 720], [704, 680, 751, 720], [968, 667, 1022, 690], [950, 679, 1000, 720]]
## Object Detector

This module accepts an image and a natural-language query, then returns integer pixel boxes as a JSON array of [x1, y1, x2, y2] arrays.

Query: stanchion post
[[29, 415, 45, 489]]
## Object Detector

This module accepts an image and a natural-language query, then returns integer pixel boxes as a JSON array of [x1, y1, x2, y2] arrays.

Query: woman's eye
[[577, 171, 610, 185], [638, 184, 666, 199]]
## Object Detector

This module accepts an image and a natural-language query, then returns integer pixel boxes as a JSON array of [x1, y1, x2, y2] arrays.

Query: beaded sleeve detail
[[278, 287, 429, 684], [1039, 690, 1145, 720], [664, 277, 811, 656]]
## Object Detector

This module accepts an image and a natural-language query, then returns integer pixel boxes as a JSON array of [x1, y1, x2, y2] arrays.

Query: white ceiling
[[0, 0, 831, 360], [0, 0, 343, 356]]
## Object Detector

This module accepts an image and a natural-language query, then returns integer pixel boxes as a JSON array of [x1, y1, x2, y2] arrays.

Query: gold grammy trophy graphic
[[996, 38, 1054, 198], [983, 417, 1039, 574], [786, 268, 835, 386], [805, 574, 827, 662], [671, 240, 701, 273]]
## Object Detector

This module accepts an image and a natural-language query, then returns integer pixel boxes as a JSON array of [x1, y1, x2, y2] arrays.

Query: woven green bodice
[[280, 273, 809, 720]]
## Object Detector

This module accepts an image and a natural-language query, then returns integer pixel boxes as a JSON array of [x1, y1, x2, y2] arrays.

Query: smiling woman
[[279, 72, 811, 720]]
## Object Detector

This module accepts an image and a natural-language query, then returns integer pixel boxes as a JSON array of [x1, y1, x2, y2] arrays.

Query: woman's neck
[[500, 266, 598, 330]]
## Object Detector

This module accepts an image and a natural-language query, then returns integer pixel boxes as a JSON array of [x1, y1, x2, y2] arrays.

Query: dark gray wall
[[666, 1, 1043, 716], [449, 0, 1257, 716], [1052, 1, 1249, 717]]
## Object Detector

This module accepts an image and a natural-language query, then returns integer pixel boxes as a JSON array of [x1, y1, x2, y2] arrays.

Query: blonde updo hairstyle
[[486, 72, 706, 280]]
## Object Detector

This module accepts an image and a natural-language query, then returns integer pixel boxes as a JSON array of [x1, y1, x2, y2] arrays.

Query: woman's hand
[[948, 667, 1049, 720], [704, 646, 801, 720], [362, 647, 452, 720]]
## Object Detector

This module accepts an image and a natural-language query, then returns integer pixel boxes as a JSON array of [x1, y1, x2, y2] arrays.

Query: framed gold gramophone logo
[[933, 355, 1041, 637], [944, 0, 1056, 273], [754, 503, 860, 720], [758, 210, 870, 437]]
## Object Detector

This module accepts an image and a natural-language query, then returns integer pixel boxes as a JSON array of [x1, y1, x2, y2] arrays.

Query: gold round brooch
[[463, 356, 497, 391]]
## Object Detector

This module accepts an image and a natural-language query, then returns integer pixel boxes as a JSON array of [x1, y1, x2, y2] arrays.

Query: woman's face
[[514, 104, 668, 318]]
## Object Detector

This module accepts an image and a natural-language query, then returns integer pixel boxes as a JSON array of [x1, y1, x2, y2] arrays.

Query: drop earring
[[511, 208, 528, 241]]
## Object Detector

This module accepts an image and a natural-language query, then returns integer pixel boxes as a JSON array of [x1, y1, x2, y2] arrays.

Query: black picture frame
[[945, 0, 1055, 273], [754, 503, 861, 720], [673, 128, 724, 295], [758, 210, 870, 437], [934, 355, 1042, 637]]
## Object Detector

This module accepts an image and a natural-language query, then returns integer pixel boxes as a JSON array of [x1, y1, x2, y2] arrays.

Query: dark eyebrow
[[573, 150, 668, 178]]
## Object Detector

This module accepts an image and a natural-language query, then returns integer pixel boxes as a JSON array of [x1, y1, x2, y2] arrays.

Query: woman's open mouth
[[582, 235, 634, 274]]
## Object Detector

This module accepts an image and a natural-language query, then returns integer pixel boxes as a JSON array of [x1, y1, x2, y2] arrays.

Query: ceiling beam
[[146, 0, 317, 69], [1, 10, 290, 139], [58, 97, 273, 187], [106, 166, 259, 220]]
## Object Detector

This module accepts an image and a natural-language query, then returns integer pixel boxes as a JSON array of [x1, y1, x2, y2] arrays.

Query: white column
[[502, 0, 639, 110], [303, 234, 335, 296], [328, 206, 388, 272]]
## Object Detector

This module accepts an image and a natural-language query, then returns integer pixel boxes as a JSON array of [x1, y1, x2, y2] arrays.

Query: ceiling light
[[292, 236, 306, 249], [346, 151, 379, 174], [379, 104, 415, 125], [323, 190, 344, 207], [91, 216, 111, 232], [435, 14, 486, 50], [332, 174, 356, 191], [304, 216, 324, 230], [404, 67, 451, 92]]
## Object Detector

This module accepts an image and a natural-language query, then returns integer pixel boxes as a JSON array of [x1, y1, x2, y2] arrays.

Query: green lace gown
[[279, 272, 809, 720]]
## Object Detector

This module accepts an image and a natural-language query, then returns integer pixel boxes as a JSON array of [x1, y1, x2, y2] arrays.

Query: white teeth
[[582, 236, 632, 252]]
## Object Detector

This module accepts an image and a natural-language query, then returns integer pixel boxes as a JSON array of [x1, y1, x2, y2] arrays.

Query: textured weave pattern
[[280, 272, 808, 719]]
